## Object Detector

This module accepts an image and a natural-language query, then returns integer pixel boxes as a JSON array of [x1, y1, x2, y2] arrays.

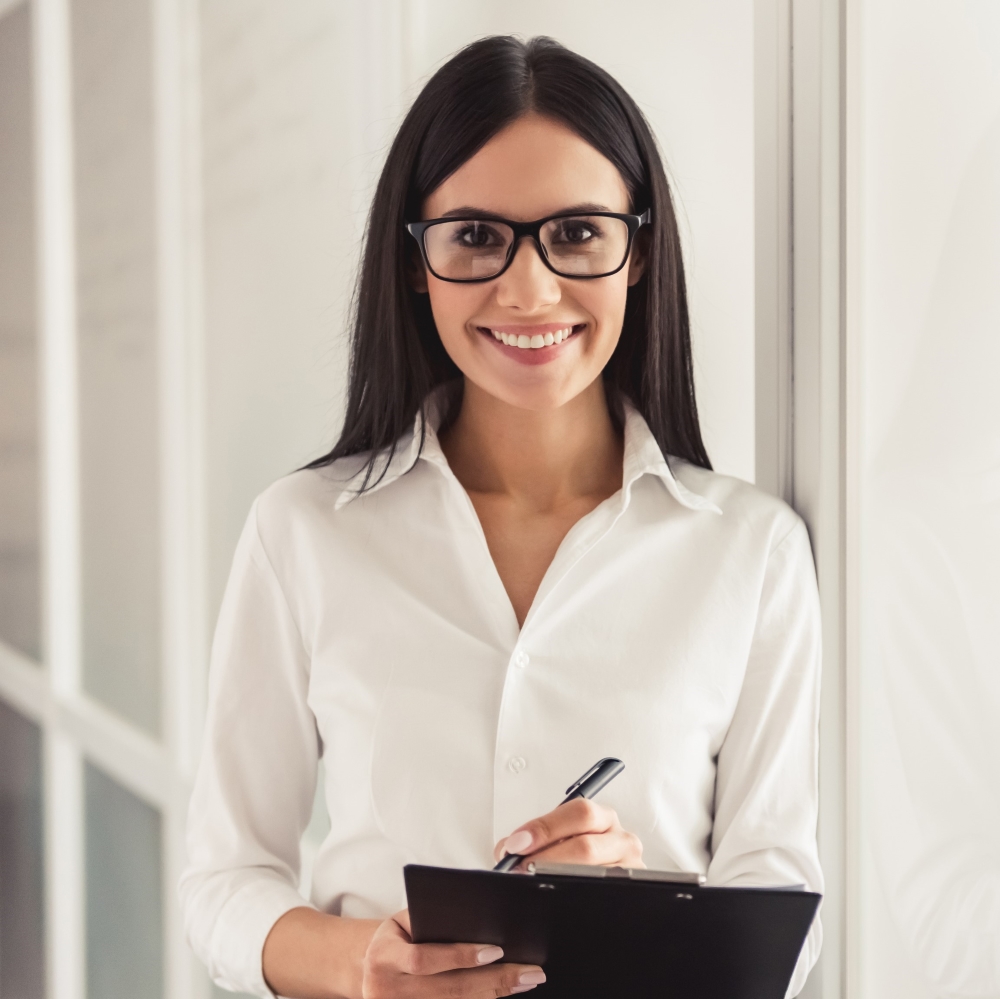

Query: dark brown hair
[[308, 35, 710, 482]]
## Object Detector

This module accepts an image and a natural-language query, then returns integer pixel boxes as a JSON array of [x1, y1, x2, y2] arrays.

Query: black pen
[[493, 757, 625, 872]]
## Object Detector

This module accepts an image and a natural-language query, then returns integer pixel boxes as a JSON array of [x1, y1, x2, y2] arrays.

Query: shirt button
[[508, 756, 527, 774], [514, 650, 529, 669]]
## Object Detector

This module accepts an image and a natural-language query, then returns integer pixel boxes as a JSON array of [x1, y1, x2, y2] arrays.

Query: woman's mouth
[[476, 323, 586, 363]]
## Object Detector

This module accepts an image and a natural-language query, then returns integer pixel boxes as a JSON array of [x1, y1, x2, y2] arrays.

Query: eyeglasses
[[405, 210, 651, 283]]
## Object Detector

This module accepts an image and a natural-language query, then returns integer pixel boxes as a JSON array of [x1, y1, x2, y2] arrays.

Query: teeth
[[490, 326, 578, 348]]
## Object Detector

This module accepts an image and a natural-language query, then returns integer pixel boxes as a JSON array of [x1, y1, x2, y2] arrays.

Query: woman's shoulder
[[252, 455, 375, 539], [668, 458, 807, 551]]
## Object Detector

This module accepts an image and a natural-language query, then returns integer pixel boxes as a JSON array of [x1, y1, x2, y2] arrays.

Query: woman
[[181, 35, 823, 999]]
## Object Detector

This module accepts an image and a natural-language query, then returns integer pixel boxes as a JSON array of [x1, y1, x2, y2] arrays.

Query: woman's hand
[[494, 798, 644, 870], [362, 910, 546, 999]]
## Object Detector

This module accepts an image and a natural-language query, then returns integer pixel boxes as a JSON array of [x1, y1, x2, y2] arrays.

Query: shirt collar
[[619, 400, 722, 514], [333, 388, 720, 515]]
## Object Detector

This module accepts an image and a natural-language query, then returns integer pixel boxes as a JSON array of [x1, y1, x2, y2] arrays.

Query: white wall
[[200, 0, 360, 615], [856, 2, 1000, 996]]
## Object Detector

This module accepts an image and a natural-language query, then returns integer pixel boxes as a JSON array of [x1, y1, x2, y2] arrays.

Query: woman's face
[[417, 113, 646, 412]]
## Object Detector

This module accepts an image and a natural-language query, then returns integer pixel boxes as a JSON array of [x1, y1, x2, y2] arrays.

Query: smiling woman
[[180, 35, 822, 999]]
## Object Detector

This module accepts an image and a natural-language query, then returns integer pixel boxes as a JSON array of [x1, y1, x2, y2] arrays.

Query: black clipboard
[[405, 863, 820, 999]]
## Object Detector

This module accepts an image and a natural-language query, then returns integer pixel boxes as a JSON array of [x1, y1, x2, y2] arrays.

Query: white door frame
[[755, 1, 856, 997]]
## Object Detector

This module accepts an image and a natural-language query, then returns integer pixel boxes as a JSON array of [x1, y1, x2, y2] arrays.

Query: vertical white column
[[152, 0, 208, 995], [32, 0, 85, 995], [790, 1, 850, 997], [153, 0, 205, 790], [754, 0, 793, 501], [44, 730, 84, 999], [842, 0, 863, 993]]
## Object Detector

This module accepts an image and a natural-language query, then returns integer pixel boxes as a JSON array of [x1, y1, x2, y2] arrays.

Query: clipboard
[[405, 863, 820, 999]]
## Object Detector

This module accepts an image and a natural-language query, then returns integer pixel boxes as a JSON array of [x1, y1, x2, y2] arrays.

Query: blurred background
[[0, 1, 997, 998]]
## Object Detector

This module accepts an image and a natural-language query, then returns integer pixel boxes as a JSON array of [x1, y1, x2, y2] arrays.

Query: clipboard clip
[[527, 861, 706, 885]]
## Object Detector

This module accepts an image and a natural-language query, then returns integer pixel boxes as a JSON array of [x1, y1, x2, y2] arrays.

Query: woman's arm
[[181, 501, 322, 996], [708, 517, 824, 997], [263, 910, 379, 999]]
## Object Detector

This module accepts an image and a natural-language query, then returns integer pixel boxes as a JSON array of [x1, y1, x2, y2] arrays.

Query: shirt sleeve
[[707, 517, 824, 998], [179, 500, 319, 998]]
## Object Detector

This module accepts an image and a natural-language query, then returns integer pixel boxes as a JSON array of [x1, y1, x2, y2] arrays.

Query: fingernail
[[518, 970, 546, 986], [505, 830, 533, 855], [477, 946, 504, 965]]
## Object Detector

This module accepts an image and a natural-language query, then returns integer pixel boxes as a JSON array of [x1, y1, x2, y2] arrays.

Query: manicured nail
[[505, 830, 533, 855], [518, 970, 546, 986], [477, 946, 504, 965]]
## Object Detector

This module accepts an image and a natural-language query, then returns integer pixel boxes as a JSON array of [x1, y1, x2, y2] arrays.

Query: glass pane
[[858, 5, 1000, 998], [0, 3, 41, 662], [72, 0, 162, 733], [84, 762, 162, 999], [0, 700, 45, 999]]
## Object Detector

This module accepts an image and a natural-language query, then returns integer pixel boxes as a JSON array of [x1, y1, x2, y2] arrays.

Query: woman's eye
[[555, 221, 598, 243], [456, 224, 502, 247]]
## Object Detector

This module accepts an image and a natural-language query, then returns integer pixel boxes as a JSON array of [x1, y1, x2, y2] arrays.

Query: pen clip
[[564, 758, 612, 796]]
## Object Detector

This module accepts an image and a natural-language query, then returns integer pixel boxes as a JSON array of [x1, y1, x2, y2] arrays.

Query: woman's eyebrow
[[437, 202, 617, 220]]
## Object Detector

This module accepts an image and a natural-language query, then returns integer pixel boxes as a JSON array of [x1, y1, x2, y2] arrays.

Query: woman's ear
[[407, 243, 429, 294], [626, 228, 650, 287]]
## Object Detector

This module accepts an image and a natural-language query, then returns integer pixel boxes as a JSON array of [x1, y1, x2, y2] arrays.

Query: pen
[[493, 757, 625, 872]]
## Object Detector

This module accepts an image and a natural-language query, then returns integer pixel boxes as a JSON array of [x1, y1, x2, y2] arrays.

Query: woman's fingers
[[366, 961, 545, 999], [527, 829, 644, 868], [495, 798, 618, 861], [378, 913, 504, 975], [410, 965, 547, 998], [363, 910, 546, 999], [388, 938, 507, 976]]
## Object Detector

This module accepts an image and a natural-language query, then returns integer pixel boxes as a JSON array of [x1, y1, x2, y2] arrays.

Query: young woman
[[181, 35, 822, 999]]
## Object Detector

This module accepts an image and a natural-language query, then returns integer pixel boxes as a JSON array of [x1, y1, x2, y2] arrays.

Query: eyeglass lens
[[422, 216, 631, 280]]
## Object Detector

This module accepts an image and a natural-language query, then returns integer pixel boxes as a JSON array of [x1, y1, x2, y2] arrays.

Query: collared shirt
[[180, 397, 823, 998]]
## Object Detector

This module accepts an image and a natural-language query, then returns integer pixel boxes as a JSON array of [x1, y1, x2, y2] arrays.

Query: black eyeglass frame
[[404, 209, 651, 283]]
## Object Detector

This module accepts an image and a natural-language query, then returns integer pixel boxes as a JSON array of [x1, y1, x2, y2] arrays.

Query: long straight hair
[[308, 35, 711, 483]]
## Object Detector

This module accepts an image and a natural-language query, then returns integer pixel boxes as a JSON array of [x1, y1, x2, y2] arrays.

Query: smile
[[477, 323, 585, 350]]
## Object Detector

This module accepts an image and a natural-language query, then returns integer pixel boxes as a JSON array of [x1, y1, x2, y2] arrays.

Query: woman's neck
[[439, 378, 624, 510]]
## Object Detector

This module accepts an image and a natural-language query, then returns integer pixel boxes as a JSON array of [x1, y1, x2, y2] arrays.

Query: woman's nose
[[494, 238, 562, 311]]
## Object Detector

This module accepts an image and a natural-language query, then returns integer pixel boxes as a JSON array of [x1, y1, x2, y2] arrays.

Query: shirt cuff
[[205, 875, 316, 998]]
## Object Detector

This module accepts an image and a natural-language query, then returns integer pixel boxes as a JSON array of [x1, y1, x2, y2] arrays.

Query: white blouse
[[180, 396, 823, 998]]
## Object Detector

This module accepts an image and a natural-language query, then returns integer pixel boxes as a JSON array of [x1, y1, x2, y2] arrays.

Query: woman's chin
[[463, 369, 598, 415]]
